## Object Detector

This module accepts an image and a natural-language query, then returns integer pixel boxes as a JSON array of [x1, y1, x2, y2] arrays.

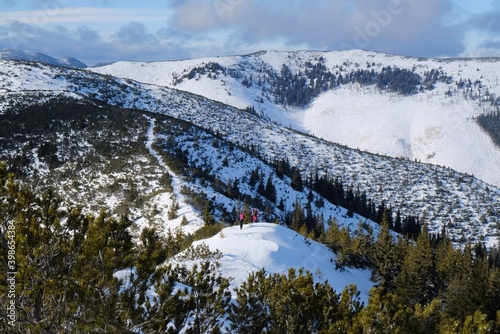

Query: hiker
[[239, 211, 244, 229], [251, 208, 258, 223]]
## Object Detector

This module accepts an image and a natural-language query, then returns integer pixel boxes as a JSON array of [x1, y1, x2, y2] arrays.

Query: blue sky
[[0, 0, 499, 64]]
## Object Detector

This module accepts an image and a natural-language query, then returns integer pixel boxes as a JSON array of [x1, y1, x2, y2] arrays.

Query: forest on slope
[[2, 160, 500, 333]]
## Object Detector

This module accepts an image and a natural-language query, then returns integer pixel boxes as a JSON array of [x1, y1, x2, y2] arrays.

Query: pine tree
[[395, 224, 437, 306], [227, 269, 270, 333], [264, 174, 277, 203], [290, 167, 303, 191], [333, 284, 363, 332], [444, 242, 490, 321], [136, 264, 186, 333], [289, 199, 305, 230], [357, 287, 413, 333], [371, 213, 399, 292], [265, 269, 324, 333], [203, 205, 215, 225], [180, 260, 231, 333], [168, 197, 180, 219]]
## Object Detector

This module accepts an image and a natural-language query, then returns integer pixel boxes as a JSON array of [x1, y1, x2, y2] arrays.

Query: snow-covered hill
[[184, 223, 374, 303], [90, 50, 500, 188]]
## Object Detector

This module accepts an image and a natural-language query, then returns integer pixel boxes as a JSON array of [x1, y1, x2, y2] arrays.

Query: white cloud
[[0, 0, 499, 62]]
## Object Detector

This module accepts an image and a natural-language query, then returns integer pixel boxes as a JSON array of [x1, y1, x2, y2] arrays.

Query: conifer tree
[[264, 174, 277, 203], [180, 260, 231, 333], [395, 224, 437, 306], [371, 212, 399, 292], [227, 269, 270, 333], [357, 287, 413, 333], [135, 264, 186, 333], [265, 269, 325, 333], [333, 284, 363, 332], [444, 242, 490, 321], [290, 167, 303, 191]]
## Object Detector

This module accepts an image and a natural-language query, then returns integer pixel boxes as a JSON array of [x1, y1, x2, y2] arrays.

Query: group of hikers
[[238, 208, 258, 229]]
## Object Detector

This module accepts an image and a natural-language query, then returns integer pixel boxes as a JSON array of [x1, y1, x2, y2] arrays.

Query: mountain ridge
[[90, 49, 500, 188], [0, 58, 498, 248], [1, 49, 500, 333], [0, 48, 87, 68]]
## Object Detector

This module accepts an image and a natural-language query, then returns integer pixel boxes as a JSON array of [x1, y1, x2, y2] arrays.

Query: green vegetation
[[2, 163, 500, 333]]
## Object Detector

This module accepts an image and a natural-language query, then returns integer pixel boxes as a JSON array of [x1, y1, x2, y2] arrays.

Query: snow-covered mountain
[[90, 49, 500, 188], [0, 48, 87, 68], [0, 57, 498, 249], [1, 51, 500, 310]]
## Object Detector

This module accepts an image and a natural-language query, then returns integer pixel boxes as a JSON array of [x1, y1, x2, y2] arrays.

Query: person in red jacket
[[239, 211, 244, 229], [251, 208, 258, 223]]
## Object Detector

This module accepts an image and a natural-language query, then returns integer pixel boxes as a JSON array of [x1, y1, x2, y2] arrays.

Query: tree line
[[173, 58, 455, 108], [272, 158, 422, 240]]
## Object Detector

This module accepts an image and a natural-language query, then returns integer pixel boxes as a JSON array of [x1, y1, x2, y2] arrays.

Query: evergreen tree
[[358, 287, 413, 333], [136, 264, 187, 333], [227, 269, 270, 333], [265, 269, 327, 333], [444, 242, 490, 321], [289, 199, 305, 231], [371, 213, 400, 292], [290, 167, 303, 191], [264, 174, 277, 203], [180, 261, 231, 334], [395, 224, 437, 306]]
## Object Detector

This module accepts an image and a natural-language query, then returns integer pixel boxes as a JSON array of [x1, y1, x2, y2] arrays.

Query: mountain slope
[[90, 50, 500, 188], [0, 59, 499, 248]]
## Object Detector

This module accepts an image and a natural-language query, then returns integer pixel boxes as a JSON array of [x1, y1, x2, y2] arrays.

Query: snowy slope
[[187, 223, 373, 303], [0, 58, 499, 247], [91, 50, 500, 188], [304, 85, 500, 187]]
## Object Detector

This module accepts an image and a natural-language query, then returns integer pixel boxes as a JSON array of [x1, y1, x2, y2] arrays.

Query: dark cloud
[[468, 10, 500, 33], [482, 40, 500, 49], [77, 26, 101, 42], [0, 20, 186, 64], [0, 0, 491, 62], [114, 21, 157, 45], [168, 0, 466, 58]]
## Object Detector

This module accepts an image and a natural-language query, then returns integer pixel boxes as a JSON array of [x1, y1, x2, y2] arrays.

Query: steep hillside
[[90, 50, 500, 187], [0, 59, 498, 247]]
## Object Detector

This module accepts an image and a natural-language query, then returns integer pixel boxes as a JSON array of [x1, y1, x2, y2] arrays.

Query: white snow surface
[[187, 222, 373, 304], [91, 49, 500, 187]]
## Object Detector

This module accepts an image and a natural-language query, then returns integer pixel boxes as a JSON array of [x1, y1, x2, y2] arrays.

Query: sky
[[0, 0, 499, 65]]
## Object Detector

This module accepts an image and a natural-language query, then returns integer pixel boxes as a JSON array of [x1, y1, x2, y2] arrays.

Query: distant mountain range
[[0, 49, 87, 68]]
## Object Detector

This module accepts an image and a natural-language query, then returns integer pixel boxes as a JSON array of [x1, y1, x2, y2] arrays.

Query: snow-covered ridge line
[[0, 59, 499, 247], [143, 114, 204, 233], [188, 222, 374, 303]]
